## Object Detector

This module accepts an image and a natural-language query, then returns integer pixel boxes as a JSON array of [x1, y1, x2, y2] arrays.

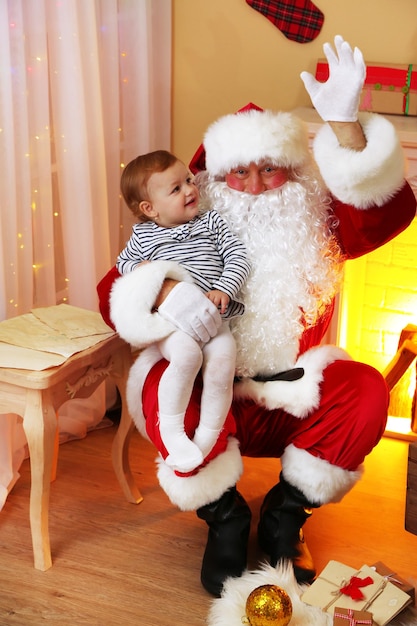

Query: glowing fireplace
[[337, 218, 417, 439]]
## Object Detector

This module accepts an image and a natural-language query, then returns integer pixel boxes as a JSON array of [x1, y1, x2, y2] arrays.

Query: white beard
[[198, 171, 343, 378]]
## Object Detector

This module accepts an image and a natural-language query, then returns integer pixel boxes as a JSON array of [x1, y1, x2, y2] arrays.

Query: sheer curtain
[[0, 0, 172, 509]]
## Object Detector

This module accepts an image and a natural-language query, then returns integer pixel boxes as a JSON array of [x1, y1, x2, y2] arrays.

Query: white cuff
[[281, 443, 363, 504], [313, 112, 406, 209], [157, 438, 243, 511], [109, 260, 193, 348]]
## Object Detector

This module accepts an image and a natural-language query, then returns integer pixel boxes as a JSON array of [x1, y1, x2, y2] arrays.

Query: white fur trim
[[313, 112, 406, 208], [281, 444, 363, 505], [157, 437, 243, 511], [208, 561, 332, 626], [109, 260, 193, 348], [233, 345, 351, 417], [204, 110, 310, 177], [126, 345, 163, 440]]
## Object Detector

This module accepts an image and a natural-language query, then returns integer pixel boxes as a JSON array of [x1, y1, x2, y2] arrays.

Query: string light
[[3, 8, 160, 319]]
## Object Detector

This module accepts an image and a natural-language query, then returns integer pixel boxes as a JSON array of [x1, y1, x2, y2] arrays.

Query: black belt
[[235, 367, 305, 383]]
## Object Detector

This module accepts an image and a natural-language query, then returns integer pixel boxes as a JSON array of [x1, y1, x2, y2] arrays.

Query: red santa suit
[[98, 110, 416, 513]]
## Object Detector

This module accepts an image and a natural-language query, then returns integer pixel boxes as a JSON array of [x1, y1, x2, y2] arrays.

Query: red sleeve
[[96, 265, 120, 330], [332, 182, 416, 259]]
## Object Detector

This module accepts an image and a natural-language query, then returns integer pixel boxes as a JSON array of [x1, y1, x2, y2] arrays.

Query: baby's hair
[[121, 150, 179, 221]]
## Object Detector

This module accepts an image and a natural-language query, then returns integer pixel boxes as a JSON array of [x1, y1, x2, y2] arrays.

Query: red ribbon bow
[[340, 575, 374, 600], [334, 608, 373, 625]]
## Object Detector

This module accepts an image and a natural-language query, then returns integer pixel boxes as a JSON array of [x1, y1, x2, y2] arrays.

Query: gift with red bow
[[301, 560, 412, 626]]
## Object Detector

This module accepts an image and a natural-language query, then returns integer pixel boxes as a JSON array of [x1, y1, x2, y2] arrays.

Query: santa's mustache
[[199, 178, 305, 215], [200, 178, 337, 240]]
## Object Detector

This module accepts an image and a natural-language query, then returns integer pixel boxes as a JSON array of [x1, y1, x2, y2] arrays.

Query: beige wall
[[172, 0, 417, 163]]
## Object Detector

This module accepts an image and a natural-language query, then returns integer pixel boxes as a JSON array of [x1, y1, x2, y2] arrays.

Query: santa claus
[[98, 36, 416, 597]]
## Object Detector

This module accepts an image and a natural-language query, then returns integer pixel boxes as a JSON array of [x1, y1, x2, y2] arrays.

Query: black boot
[[196, 486, 252, 597], [257, 474, 317, 584]]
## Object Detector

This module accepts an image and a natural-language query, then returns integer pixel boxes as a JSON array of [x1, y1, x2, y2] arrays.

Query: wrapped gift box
[[301, 560, 412, 626], [333, 607, 373, 625], [406, 442, 417, 536], [315, 60, 417, 116], [371, 561, 415, 605]]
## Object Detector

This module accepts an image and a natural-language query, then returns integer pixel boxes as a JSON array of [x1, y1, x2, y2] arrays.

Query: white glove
[[158, 282, 222, 343], [300, 35, 366, 122]]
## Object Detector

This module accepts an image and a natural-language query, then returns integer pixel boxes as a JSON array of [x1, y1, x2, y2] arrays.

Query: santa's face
[[225, 162, 290, 195]]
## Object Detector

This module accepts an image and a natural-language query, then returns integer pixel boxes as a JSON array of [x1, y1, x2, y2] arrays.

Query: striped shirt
[[116, 210, 250, 319]]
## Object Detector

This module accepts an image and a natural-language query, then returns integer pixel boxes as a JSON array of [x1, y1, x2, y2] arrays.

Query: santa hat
[[192, 104, 310, 177]]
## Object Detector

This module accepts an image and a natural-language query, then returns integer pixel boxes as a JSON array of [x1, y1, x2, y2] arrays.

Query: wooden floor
[[0, 425, 416, 625]]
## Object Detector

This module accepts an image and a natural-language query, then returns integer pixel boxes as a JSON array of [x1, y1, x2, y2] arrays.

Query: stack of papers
[[0, 304, 115, 370]]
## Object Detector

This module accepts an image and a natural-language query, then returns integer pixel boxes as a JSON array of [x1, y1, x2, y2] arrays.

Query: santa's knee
[[326, 359, 389, 438]]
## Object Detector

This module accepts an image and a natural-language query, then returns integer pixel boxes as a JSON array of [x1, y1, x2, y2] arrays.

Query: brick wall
[[359, 216, 417, 369]]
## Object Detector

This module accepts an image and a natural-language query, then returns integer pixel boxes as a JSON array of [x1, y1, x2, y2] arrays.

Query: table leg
[[112, 400, 143, 504], [23, 389, 57, 570], [111, 345, 143, 504]]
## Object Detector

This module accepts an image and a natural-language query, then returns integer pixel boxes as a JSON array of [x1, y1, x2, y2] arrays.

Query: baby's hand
[[206, 289, 229, 315]]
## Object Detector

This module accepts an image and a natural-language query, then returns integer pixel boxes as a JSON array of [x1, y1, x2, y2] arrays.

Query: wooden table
[[0, 332, 142, 570]]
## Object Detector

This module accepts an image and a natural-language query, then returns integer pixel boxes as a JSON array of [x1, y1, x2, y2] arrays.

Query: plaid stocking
[[246, 0, 324, 43]]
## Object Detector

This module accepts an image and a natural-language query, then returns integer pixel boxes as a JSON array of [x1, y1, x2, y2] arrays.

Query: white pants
[[156, 322, 236, 472]]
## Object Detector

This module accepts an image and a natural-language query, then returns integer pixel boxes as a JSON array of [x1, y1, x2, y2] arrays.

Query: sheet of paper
[[32, 304, 114, 338], [0, 343, 68, 370]]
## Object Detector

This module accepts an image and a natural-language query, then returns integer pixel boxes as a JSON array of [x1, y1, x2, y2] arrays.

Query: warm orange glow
[[338, 218, 417, 438], [385, 416, 417, 441]]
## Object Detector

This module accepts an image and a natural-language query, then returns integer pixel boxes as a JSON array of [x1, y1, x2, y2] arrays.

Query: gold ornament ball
[[245, 584, 293, 626]]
